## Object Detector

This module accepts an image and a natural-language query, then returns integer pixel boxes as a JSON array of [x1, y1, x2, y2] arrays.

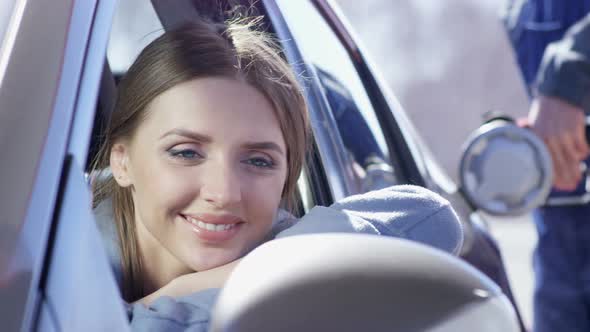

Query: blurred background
[[335, 0, 537, 328]]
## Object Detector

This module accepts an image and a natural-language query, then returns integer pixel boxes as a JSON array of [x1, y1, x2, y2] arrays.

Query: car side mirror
[[210, 234, 520, 332]]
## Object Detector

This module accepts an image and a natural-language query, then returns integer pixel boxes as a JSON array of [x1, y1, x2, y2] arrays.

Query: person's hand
[[529, 94, 590, 190], [139, 259, 241, 305]]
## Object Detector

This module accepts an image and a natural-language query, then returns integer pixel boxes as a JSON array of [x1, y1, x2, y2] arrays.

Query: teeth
[[186, 216, 235, 232]]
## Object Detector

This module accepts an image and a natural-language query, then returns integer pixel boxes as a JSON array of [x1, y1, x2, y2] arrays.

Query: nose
[[200, 161, 242, 208]]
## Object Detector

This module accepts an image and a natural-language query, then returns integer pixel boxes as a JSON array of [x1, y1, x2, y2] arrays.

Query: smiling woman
[[90, 13, 464, 331], [111, 76, 291, 296], [91, 17, 309, 302]]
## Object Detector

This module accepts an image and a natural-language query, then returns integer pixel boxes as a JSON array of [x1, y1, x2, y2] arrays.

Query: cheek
[[132, 161, 197, 214], [241, 170, 288, 224]]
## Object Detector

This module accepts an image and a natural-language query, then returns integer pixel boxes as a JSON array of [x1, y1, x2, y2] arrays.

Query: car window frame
[[0, 0, 97, 330], [265, 0, 361, 204], [271, 0, 427, 200], [8, 1, 121, 330], [313, 0, 429, 187]]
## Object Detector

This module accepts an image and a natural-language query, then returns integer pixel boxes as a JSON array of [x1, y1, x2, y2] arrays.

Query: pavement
[[336, 0, 537, 328], [487, 213, 537, 329]]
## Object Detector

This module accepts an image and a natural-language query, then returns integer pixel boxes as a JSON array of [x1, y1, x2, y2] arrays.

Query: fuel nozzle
[[458, 115, 553, 216]]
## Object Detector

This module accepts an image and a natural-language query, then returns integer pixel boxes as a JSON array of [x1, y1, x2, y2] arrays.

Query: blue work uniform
[[504, 2, 590, 331]]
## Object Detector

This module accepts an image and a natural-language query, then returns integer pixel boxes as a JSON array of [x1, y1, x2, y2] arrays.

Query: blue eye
[[245, 157, 274, 169], [169, 149, 200, 160]]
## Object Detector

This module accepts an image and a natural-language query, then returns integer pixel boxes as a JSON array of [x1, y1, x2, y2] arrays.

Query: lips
[[180, 213, 244, 243], [185, 215, 237, 232]]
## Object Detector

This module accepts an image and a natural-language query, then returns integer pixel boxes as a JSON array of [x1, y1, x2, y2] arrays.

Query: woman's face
[[111, 77, 288, 276]]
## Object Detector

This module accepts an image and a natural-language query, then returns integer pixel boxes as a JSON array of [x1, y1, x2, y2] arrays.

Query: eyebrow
[[160, 128, 212, 143], [161, 128, 285, 156], [243, 141, 285, 156]]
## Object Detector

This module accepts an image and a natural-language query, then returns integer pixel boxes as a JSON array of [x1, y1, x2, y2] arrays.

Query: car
[[0, 0, 524, 330]]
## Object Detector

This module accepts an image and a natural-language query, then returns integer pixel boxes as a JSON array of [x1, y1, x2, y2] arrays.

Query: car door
[[0, 0, 130, 330]]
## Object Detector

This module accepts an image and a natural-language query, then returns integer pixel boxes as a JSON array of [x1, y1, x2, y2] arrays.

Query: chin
[[186, 248, 242, 272]]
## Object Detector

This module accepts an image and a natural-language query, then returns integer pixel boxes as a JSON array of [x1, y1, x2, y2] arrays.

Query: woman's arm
[[274, 185, 463, 255], [138, 259, 241, 305], [139, 185, 462, 305]]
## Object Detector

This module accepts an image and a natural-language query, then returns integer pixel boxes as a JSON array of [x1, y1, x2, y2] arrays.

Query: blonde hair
[[91, 17, 310, 301]]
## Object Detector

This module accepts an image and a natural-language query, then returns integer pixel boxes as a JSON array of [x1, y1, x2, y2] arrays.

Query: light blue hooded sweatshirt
[[94, 185, 463, 331]]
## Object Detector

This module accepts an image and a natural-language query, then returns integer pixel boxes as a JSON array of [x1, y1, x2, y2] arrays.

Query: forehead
[[140, 77, 285, 145]]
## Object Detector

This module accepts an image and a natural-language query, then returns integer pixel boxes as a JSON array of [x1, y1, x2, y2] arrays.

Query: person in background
[[504, 2, 590, 331]]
